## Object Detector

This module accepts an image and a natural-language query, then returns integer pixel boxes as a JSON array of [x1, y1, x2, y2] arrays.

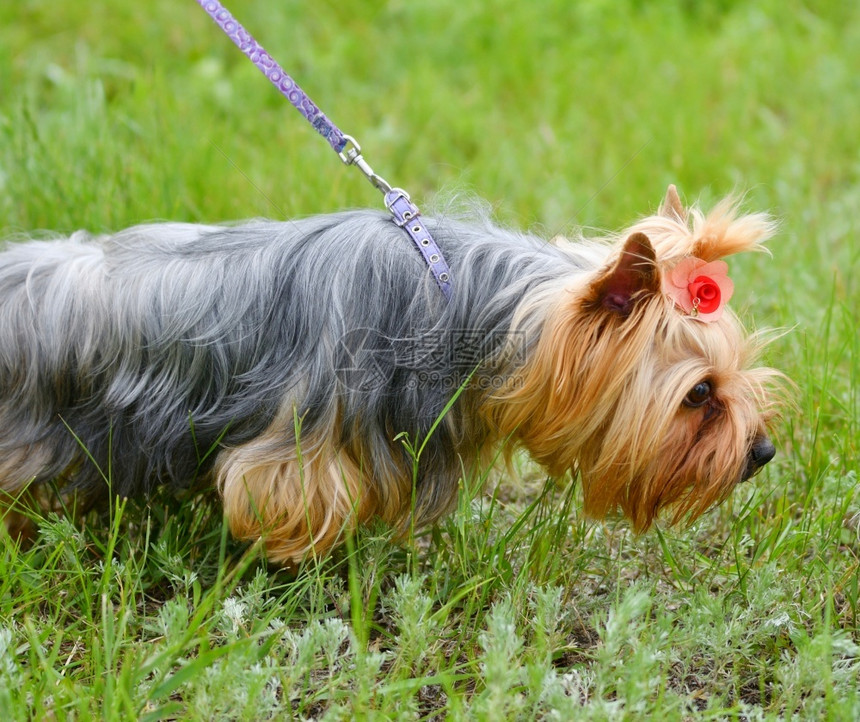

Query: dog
[[0, 185, 780, 563]]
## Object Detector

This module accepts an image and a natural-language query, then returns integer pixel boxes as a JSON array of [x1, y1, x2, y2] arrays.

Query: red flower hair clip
[[663, 257, 734, 322]]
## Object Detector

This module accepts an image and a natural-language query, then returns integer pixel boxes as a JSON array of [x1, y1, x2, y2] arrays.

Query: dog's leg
[[0, 486, 39, 543], [0, 442, 54, 540], [0, 429, 89, 541], [215, 420, 380, 564]]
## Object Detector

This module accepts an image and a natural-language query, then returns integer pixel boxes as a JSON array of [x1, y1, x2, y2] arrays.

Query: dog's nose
[[742, 435, 775, 480]]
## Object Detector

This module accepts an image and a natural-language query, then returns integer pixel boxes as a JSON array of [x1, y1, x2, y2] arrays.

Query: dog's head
[[488, 186, 783, 530]]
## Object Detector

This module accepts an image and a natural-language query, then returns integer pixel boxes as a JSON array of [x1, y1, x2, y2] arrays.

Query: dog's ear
[[659, 184, 687, 223], [590, 232, 660, 316]]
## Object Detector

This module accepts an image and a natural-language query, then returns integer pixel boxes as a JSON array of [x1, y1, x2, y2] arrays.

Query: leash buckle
[[338, 135, 392, 194]]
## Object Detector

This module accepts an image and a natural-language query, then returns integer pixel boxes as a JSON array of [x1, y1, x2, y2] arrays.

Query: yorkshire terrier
[[0, 186, 780, 563]]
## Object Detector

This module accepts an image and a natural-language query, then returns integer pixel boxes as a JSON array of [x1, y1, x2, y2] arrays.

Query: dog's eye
[[684, 381, 712, 408]]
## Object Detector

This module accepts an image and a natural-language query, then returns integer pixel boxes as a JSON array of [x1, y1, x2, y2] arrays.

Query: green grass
[[1, 0, 859, 718]]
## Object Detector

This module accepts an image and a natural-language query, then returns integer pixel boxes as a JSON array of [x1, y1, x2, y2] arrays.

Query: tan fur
[[0, 489, 39, 544], [484, 190, 782, 531], [215, 403, 413, 563], [1, 475, 90, 544], [0, 443, 70, 543], [627, 190, 776, 263], [0, 442, 57, 491]]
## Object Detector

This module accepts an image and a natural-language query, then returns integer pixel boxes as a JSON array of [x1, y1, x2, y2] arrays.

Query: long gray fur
[[0, 209, 606, 511]]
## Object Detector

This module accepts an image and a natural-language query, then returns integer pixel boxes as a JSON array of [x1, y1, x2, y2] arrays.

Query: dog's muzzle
[[741, 435, 776, 481]]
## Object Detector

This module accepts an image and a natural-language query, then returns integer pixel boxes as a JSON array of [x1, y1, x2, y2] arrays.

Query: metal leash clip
[[338, 135, 393, 195]]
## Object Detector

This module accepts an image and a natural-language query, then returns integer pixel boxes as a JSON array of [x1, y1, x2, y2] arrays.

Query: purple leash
[[194, 0, 452, 300]]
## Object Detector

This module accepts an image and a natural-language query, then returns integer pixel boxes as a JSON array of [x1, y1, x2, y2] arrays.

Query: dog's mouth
[[740, 435, 776, 482]]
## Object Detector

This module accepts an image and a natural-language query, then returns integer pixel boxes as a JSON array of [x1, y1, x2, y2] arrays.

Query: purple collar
[[385, 189, 452, 298], [195, 0, 453, 300]]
